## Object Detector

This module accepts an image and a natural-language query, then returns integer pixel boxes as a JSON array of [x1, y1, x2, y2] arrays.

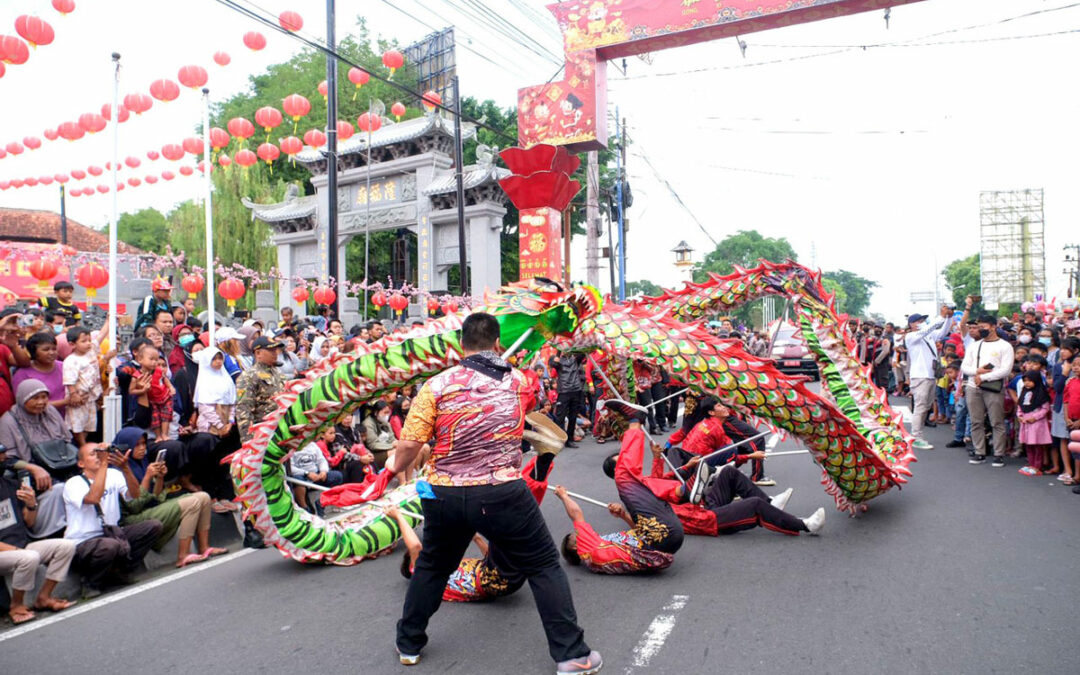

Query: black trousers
[[637, 388, 658, 432], [705, 467, 807, 535], [665, 391, 681, 427], [397, 480, 590, 663], [555, 391, 584, 440], [649, 383, 667, 429], [74, 520, 163, 588]]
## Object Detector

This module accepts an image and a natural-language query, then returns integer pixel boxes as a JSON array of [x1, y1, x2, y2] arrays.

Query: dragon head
[[482, 277, 603, 355]]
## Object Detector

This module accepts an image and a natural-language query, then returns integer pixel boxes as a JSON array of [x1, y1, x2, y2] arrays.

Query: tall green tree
[[112, 208, 168, 254], [693, 230, 797, 328], [626, 279, 664, 297], [821, 269, 877, 317], [943, 253, 981, 307]]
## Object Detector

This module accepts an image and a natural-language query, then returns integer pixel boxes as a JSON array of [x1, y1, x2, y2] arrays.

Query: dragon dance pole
[[545, 485, 609, 509]]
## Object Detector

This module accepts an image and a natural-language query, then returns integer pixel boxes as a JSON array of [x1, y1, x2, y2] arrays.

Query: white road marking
[[0, 548, 256, 643], [624, 594, 689, 673]]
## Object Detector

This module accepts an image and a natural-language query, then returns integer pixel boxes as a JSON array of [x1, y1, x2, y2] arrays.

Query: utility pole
[[452, 76, 468, 296], [325, 0, 340, 319], [585, 151, 600, 287], [615, 111, 627, 301], [1065, 243, 1080, 297], [59, 184, 67, 245]]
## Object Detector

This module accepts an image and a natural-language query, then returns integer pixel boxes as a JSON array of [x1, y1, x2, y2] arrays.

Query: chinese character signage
[[355, 178, 402, 206], [518, 207, 564, 281]]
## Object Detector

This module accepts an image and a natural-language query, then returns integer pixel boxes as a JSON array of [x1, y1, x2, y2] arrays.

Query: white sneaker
[[770, 488, 793, 512], [803, 507, 826, 535], [397, 650, 420, 666], [689, 459, 712, 504], [911, 439, 934, 450], [754, 476, 777, 486]]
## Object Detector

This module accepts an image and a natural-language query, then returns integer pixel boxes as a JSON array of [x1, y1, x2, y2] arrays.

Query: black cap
[[252, 336, 282, 351], [0, 308, 21, 321]]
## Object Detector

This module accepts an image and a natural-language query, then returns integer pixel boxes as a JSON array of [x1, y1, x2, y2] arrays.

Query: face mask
[[1038, 337, 1052, 346], [378, 413, 390, 423], [1018, 335, 1032, 344], [178, 334, 195, 347], [978, 329, 991, 340]]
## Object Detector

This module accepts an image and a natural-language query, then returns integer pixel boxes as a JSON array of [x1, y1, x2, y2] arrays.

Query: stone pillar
[[254, 290, 277, 326], [417, 214, 435, 293], [467, 210, 504, 298], [276, 242, 295, 314]]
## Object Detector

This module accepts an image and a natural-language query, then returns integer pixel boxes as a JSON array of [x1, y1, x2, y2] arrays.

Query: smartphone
[[970, 294, 982, 303], [155, 449, 167, 464], [18, 471, 32, 491]]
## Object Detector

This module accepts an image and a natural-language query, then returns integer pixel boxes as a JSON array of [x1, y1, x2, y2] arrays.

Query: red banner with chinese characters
[[0, 243, 71, 305], [519, 207, 564, 281]]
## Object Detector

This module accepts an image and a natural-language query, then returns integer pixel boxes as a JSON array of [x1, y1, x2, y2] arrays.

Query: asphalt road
[[3, 400, 1077, 674]]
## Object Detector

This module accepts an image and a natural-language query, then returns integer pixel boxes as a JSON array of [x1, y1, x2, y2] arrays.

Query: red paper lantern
[[213, 50, 230, 66], [149, 78, 180, 102], [10, 178, 23, 188], [279, 136, 302, 158], [312, 286, 336, 306], [0, 62, 4, 80], [161, 171, 175, 181], [127, 177, 140, 187], [336, 120, 354, 141], [57, 121, 83, 141], [254, 106, 283, 133], [177, 64, 208, 89], [43, 127, 58, 141], [39, 175, 54, 186], [181, 273, 204, 299], [391, 102, 406, 121], [124, 156, 141, 169], [116, 183, 125, 191], [218, 153, 232, 168], [123, 93, 152, 115], [78, 112, 106, 134], [0, 36, 30, 65], [317, 79, 328, 101], [257, 142, 280, 167], [71, 168, 86, 180], [177, 166, 192, 176], [303, 128, 326, 148], [209, 127, 230, 150], [357, 112, 381, 133], [422, 90, 442, 112], [388, 293, 408, 316], [382, 49, 404, 77], [234, 149, 257, 168], [15, 15, 55, 48], [292, 286, 309, 304], [442, 300, 459, 315], [75, 262, 108, 298], [426, 297, 440, 315], [28, 258, 58, 287], [371, 290, 387, 308], [4, 141, 23, 155], [101, 103, 129, 123], [0, 181, 9, 191], [54, 173, 69, 183], [282, 94, 311, 122], [278, 10, 303, 32], [182, 137, 203, 155], [227, 117, 255, 142], [23, 136, 42, 150], [243, 31, 266, 51], [146, 150, 159, 161], [145, 174, 158, 184], [52, 0, 76, 15], [25, 177, 38, 187], [217, 278, 246, 308], [161, 144, 185, 161], [87, 165, 102, 176], [347, 67, 369, 99]]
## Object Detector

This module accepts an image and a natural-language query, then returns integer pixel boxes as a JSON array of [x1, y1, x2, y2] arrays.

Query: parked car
[[769, 322, 819, 380]]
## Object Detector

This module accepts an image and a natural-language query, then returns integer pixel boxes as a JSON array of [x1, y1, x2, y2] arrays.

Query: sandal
[[176, 553, 208, 568], [8, 606, 36, 625], [33, 598, 76, 612], [596, 438, 606, 444], [201, 547, 228, 558]]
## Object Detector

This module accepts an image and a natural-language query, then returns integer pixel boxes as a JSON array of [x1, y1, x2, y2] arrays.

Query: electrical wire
[[628, 134, 718, 247], [214, 0, 518, 146], [453, 0, 564, 65]]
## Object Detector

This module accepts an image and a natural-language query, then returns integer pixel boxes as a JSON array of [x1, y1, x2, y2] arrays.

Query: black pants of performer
[[555, 391, 585, 441], [649, 382, 668, 430], [74, 520, 163, 588], [637, 388, 659, 433], [585, 389, 597, 426], [397, 480, 591, 663], [705, 466, 807, 535], [723, 417, 765, 481], [665, 391, 681, 427], [873, 363, 891, 390]]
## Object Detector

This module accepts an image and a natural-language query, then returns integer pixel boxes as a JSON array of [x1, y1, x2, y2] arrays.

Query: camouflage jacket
[[235, 362, 285, 441]]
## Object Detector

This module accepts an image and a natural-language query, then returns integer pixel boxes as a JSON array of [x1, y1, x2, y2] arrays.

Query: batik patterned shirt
[[442, 557, 513, 602], [573, 521, 674, 575], [400, 353, 535, 486]]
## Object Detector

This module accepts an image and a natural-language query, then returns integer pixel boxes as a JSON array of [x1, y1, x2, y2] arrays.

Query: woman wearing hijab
[[362, 400, 395, 469], [168, 324, 196, 376], [194, 347, 237, 438], [214, 328, 244, 380], [0, 380, 73, 537], [171, 335, 204, 433], [309, 336, 333, 365], [236, 326, 261, 371], [115, 427, 226, 567]]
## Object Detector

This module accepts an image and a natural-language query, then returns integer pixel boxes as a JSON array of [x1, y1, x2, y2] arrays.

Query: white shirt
[[959, 338, 1015, 385], [63, 468, 131, 544], [904, 316, 955, 380]]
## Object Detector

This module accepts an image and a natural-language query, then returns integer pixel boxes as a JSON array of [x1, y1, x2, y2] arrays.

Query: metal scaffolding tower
[[979, 189, 1045, 309]]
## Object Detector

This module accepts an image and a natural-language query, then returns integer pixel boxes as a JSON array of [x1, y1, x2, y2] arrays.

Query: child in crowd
[[1050, 338, 1079, 483], [62, 327, 102, 446], [944, 360, 970, 449], [1063, 357, 1080, 490], [142, 346, 175, 440], [1016, 372, 1052, 476]]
